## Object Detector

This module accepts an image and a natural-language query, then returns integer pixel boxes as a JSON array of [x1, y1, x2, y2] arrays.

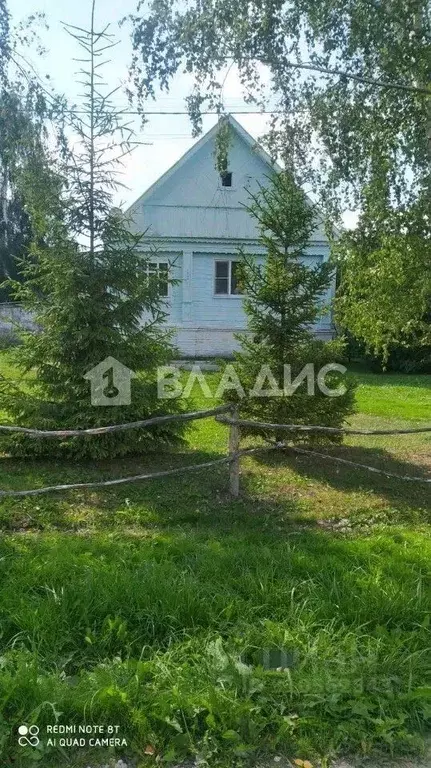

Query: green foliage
[[345, 332, 431, 374], [382, 342, 431, 374], [0, 358, 430, 765], [228, 171, 356, 442], [0, 0, 9, 83], [0, 331, 18, 350], [0, 2, 60, 302], [129, 0, 430, 208], [0, 192, 31, 300], [335, 195, 431, 360], [0, 6, 184, 459], [0, 86, 47, 301], [128, 0, 430, 359], [213, 116, 232, 176]]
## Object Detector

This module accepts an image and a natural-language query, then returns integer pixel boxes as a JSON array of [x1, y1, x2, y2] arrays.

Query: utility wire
[[64, 109, 279, 115]]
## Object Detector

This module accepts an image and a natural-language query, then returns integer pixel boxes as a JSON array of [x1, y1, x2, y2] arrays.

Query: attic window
[[220, 171, 232, 187]]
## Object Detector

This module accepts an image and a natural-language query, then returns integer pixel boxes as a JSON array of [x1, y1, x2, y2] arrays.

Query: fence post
[[228, 405, 240, 497]]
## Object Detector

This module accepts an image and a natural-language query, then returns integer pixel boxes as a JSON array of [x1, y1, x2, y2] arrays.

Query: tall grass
[[0, 528, 430, 766]]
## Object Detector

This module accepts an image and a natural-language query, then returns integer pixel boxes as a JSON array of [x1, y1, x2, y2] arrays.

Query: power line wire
[[65, 109, 280, 115]]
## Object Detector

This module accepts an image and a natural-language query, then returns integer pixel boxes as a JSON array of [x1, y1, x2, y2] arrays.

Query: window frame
[[213, 259, 244, 298], [219, 170, 233, 188], [218, 170, 235, 191], [145, 260, 171, 299]]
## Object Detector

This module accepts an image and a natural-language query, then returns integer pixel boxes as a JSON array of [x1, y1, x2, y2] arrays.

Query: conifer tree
[[0, 1, 183, 459], [230, 171, 356, 443]]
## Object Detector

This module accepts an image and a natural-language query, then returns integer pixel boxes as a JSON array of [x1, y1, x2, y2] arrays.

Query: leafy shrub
[[344, 331, 431, 373]]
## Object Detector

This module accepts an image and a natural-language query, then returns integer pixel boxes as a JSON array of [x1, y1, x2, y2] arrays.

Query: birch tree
[[128, 0, 430, 355]]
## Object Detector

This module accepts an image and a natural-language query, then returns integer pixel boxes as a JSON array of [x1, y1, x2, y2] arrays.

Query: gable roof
[[124, 114, 338, 241], [125, 114, 282, 214]]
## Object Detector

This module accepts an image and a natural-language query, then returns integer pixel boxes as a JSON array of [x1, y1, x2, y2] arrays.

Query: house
[[127, 115, 335, 358]]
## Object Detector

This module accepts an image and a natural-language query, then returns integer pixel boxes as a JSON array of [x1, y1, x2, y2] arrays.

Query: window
[[220, 171, 233, 187], [214, 260, 243, 295], [146, 261, 169, 297]]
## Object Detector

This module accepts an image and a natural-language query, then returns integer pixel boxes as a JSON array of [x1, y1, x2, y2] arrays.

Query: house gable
[[127, 117, 279, 241], [126, 114, 329, 242]]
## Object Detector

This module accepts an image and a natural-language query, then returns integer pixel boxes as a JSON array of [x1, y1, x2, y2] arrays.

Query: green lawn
[[0, 353, 430, 768], [351, 365, 431, 421]]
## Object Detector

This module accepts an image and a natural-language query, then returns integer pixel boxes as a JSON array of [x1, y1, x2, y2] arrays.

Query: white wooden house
[[127, 115, 334, 358]]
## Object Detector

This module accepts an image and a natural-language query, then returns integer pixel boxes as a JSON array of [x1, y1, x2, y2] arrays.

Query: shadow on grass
[[0, 434, 430, 533], [0, 501, 429, 766], [0, 447, 239, 525], [0, 514, 429, 663], [0, 446, 296, 535], [251, 442, 430, 519], [0, 447, 430, 728]]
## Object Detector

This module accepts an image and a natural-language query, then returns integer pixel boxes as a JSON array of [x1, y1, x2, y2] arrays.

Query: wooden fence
[[0, 404, 429, 497], [218, 410, 431, 496]]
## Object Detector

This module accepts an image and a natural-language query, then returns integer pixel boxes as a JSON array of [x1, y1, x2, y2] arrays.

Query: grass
[[0, 353, 430, 768], [350, 365, 431, 422]]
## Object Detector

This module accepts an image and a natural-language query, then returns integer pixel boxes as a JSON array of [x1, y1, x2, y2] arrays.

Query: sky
[[12, 0, 357, 226]]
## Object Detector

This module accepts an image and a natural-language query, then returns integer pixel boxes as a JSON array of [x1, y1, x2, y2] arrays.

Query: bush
[[344, 331, 431, 373], [0, 375, 184, 460], [0, 331, 19, 350], [232, 337, 356, 444]]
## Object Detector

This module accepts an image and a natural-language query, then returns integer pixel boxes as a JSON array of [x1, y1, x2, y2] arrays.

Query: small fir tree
[[0, 2, 184, 459], [229, 171, 356, 443]]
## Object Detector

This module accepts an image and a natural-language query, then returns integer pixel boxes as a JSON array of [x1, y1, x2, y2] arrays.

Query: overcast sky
[[12, 0, 357, 226]]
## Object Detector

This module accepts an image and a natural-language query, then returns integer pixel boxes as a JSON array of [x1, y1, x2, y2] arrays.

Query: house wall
[[145, 243, 334, 358], [1, 121, 336, 359], [0, 247, 334, 360], [169, 326, 334, 359], [0, 303, 37, 336]]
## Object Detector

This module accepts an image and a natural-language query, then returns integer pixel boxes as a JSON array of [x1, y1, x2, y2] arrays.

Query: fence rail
[[0, 404, 232, 437], [0, 442, 289, 498], [222, 414, 430, 494], [216, 415, 431, 436], [0, 404, 429, 498], [266, 441, 431, 485]]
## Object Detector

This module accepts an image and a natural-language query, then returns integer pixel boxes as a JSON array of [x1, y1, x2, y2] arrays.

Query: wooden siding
[[151, 248, 333, 333], [129, 127, 328, 242]]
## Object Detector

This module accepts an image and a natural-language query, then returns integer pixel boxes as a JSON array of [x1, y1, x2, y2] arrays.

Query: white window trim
[[213, 259, 244, 298], [145, 260, 171, 299]]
